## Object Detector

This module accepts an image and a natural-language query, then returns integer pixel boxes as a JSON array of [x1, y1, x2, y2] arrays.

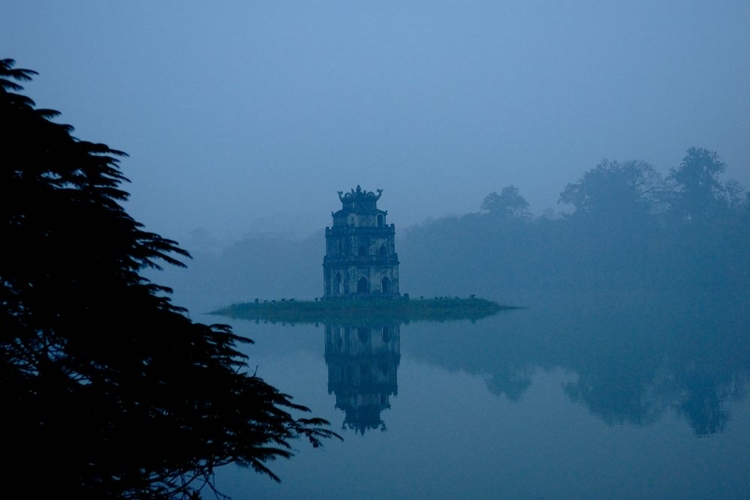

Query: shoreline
[[212, 296, 521, 324]]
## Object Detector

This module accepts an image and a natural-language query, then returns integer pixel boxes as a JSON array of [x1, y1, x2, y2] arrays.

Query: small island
[[213, 187, 519, 324], [212, 296, 514, 324]]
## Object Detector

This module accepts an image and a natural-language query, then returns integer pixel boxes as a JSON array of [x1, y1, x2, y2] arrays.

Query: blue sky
[[3, 1, 749, 242]]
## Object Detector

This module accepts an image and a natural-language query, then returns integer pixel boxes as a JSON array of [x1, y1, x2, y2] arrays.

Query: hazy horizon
[[3, 1, 749, 244], [5, 6, 750, 496]]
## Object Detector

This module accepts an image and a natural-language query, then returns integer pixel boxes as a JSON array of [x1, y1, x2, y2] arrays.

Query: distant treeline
[[162, 147, 748, 304], [400, 147, 749, 296]]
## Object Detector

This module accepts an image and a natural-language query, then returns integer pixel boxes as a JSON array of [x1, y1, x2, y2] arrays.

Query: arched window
[[381, 277, 390, 294], [358, 327, 370, 343], [377, 214, 384, 227], [378, 244, 387, 257], [357, 277, 369, 294], [382, 326, 391, 343], [333, 273, 342, 295]]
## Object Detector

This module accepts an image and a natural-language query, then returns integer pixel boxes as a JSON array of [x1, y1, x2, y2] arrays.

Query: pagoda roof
[[338, 185, 382, 204]]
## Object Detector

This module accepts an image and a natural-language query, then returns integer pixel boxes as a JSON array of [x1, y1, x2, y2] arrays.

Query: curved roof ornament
[[338, 186, 383, 203]]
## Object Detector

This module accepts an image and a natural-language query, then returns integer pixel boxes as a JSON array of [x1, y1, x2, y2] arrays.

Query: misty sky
[[3, 1, 749, 242]]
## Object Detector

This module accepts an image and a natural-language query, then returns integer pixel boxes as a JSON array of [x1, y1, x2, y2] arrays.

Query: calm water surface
[[200, 290, 750, 499]]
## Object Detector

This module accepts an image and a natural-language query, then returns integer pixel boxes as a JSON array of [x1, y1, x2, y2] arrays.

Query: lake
[[200, 289, 750, 499]]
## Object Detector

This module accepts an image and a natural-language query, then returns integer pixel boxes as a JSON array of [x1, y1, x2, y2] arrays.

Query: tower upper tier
[[331, 185, 388, 228]]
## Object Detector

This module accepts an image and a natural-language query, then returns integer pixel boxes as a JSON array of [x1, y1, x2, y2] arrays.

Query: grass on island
[[212, 295, 517, 324]]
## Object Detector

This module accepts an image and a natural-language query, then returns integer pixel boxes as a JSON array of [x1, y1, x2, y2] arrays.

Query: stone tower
[[323, 186, 400, 299]]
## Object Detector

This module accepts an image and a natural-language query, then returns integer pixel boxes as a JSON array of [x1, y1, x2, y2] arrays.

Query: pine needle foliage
[[0, 59, 338, 500]]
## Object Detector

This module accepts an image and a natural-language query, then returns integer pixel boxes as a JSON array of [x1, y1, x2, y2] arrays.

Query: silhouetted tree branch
[[0, 58, 339, 500]]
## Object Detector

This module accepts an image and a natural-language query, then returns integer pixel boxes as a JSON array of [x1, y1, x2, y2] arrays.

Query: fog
[[3, 1, 750, 246], [5, 6, 750, 496]]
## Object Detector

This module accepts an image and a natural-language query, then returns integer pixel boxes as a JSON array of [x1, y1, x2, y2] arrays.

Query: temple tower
[[323, 186, 400, 299]]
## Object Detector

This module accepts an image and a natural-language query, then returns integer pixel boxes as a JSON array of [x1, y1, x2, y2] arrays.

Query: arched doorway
[[357, 277, 369, 294], [381, 277, 391, 294], [333, 272, 342, 295], [382, 326, 391, 343]]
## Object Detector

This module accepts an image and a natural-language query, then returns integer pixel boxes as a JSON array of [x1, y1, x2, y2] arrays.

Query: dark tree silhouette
[[667, 147, 727, 223], [481, 185, 531, 220], [0, 59, 338, 500], [559, 159, 663, 221]]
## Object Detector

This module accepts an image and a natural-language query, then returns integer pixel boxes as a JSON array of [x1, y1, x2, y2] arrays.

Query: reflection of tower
[[323, 186, 400, 299], [325, 323, 401, 434]]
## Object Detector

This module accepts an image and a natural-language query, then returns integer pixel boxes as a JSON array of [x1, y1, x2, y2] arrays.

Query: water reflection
[[325, 322, 400, 434], [221, 290, 750, 437], [402, 291, 750, 437], [213, 292, 750, 500]]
